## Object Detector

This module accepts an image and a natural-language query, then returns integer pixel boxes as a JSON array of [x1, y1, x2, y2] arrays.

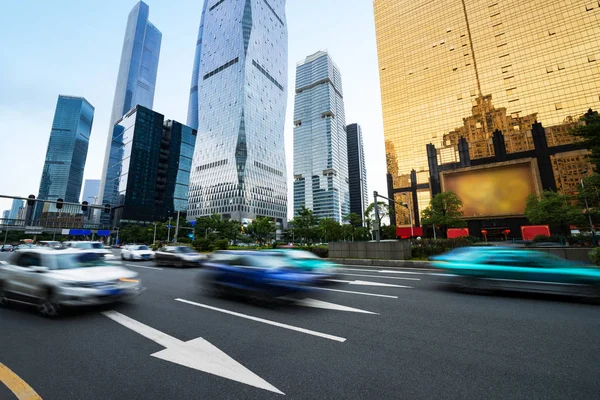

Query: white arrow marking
[[328, 279, 413, 288], [102, 311, 284, 395], [312, 287, 398, 299], [341, 273, 420, 281], [294, 298, 377, 314], [175, 298, 346, 342]]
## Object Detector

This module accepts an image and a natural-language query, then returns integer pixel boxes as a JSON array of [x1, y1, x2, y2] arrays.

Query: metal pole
[[374, 191, 381, 242], [581, 178, 597, 246], [174, 209, 180, 244], [153, 223, 157, 245], [167, 218, 172, 243], [3, 227, 8, 245], [433, 224, 437, 240]]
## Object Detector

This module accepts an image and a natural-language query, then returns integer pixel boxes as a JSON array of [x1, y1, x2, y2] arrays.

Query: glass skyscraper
[[36, 95, 94, 217], [98, 1, 161, 214], [293, 51, 350, 222], [100, 106, 196, 226], [81, 179, 101, 204], [8, 199, 24, 221], [375, 0, 600, 221], [186, 0, 288, 227], [346, 123, 368, 225]]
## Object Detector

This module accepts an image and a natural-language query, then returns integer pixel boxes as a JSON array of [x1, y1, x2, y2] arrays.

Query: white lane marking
[[102, 311, 283, 395], [294, 298, 378, 314], [0, 261, 7, 265], [378, 270, 425, 275], [175, 298, 346, 343], [328, 279, 412, 288], [341, 273, 420, 281], [125, 264, 163, 271], [312, 287, 398, 299]]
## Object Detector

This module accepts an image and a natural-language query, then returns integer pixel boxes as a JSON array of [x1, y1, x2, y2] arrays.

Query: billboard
[[441, 161, 539, 218]]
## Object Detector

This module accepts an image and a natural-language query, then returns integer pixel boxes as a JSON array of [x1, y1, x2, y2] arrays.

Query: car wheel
[[0, 282, 9, 307], [37, 289, 60, 318]]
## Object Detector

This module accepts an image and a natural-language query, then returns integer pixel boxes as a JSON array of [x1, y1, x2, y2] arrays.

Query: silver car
[[0, 248, 143, 316]]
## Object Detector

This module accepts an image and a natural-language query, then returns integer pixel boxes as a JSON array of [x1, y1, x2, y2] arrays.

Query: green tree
[[380, 225, 398, 240], [290, 206, 319, 244], [421, 191, 466, 238], [365, 202, 395, 238], [525, 191, 585, 236], [318, 218, 342, 243], [343, 212, 363, 242], [571, 109, 600, 171], [247, 217, 276, 246]]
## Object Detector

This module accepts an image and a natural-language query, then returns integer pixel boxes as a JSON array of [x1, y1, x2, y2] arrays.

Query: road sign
[[168, 225, 172, 229]]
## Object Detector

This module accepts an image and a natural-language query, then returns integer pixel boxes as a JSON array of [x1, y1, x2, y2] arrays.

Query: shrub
[[566, 234, 594, 247], [411, 238, 477, 259], [193, 238, 212, 252], [589, 247, 600, 266], [309, 245, 328, 258], [214, 239, 229, 250], [532, 234, 562, 243]]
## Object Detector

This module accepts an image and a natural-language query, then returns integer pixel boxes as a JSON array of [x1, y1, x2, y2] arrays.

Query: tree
[[571, 109, 600, 171], [421, 191, 466, 238], [524, 191, 585, 236], [365, 202, 395, 237], [290, 206, 319, 244], [318, 218, 342, 243], [247, 217, 276, 246], [343, 212, 363, 242]]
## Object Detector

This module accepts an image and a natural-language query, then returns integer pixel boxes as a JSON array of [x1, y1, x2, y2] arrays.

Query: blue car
[[202, 251, 319, 300]]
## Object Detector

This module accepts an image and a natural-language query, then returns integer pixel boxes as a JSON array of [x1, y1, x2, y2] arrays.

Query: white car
[[0, 248, 143, 316], [121, 245, 155, 261], [63, 241, 117, 261]]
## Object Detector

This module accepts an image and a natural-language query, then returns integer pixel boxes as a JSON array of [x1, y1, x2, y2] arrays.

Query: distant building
[[293, 51, 350, 222], [8, 199, 24, 221], [186, 0, 288, 229], [346, 124, 368, 225], [1, 210, 9, 224], [16, 207, 26, 221], [100, 106, 196, 226], [98, 1, 161, 218], [35, 95, 94, 225], [81, 179, 101, 204]]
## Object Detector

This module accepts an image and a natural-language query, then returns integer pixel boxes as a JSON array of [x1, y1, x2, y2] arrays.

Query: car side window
[[485, 253, 526, 267], [16, 253, 42, 268]]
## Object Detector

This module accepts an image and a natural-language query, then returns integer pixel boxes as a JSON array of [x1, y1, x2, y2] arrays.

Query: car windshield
[[286, 250, 320, 260], [178, 247, 195, 254], [75, 243, 103, 249], [135, 245, 150, 250], [249, 255, 290, 269], [54, 252, 111, 270]]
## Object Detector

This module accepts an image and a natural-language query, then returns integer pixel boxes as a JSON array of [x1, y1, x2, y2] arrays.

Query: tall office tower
[[81, 179, 101, 204], [186, 0, 288, 228], [36, 95, 94, 220], [346, 123, 368, 225], [186, 1, 209, 130], [8, 199, 24, 221], [293, 51, 349, 222], [100, 106, 196, 226], [98, 1, 161, 214], [1, 210, 9, 224], [374, 0, 600, 222]]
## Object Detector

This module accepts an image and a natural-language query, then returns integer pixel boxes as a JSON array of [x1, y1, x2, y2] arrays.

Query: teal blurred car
[[264, 250, 341, 284], [431, 247, 600, 300]]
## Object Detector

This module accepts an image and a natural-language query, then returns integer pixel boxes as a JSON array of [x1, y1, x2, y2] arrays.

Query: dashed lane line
[[125, 264, 163, 271], [312, 287, 399, 298], [0, 362, 42, 400], [340, 273, 420, 281]]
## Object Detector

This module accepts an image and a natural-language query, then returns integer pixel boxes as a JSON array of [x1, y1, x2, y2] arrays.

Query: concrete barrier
[[328, 240, 411, 260], [533, 247, 593, 263]]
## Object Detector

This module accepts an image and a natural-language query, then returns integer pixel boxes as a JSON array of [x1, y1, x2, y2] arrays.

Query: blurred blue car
[[202, 251, 320, 300]]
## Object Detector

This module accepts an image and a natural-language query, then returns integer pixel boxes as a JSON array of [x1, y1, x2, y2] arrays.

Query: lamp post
[[167, 217, 172, 243], [153, 223, 158, 246]]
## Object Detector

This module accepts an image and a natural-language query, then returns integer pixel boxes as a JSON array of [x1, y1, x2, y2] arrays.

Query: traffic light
[[27, 195, 35, 206], [104, 204, 111, 214], [56, 198, 64, 210], [81, 201, 88, 212]]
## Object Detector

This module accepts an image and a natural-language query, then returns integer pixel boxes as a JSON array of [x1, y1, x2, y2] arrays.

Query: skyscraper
[[186, 1, 209, 130], [186, 0, 288, 227], [293, 51, 349, 222], [8, 199, 24, 221], [98, 1, 161, 214], [100, 106, 196, 226], [81, 179, 101, 204], [374, 0, 600, 220], [346, 123, 368, 225], [1, 210, 9, 224], [36, 95, 94, 218]]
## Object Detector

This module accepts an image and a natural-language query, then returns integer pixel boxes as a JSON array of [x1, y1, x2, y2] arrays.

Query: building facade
[[293, 51, 349, 222], [100, 106, 196, 226], [186, 0, 288, 228], [81, 179, 101, 204], [8, 199, 24, 221], [98, 1, 161, 217], [346, 123, 368, 225], [1, 210, 9, 224], [374, 0, 600, 224], [35, 95, 94, 221]]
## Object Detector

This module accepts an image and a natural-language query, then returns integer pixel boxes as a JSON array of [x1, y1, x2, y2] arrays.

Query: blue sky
[[0, 0, 386, 218]]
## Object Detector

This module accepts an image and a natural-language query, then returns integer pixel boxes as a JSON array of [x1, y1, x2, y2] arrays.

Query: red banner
[[521, 225, 550, 241], [396, 227, 423, 238], [447, 228, 469, 239]]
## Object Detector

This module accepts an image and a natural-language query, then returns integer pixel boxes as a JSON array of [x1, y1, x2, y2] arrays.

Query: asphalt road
[[1, 252, 600, 399]]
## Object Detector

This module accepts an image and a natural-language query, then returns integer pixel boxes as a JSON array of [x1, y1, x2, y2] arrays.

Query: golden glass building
[[374, 0, 600, 225]]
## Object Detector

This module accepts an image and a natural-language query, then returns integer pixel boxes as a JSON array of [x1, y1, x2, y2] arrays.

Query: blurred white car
[[63, 241, 116, 261], [121, 245, 155, 261], [0, 248, 143, 316]]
